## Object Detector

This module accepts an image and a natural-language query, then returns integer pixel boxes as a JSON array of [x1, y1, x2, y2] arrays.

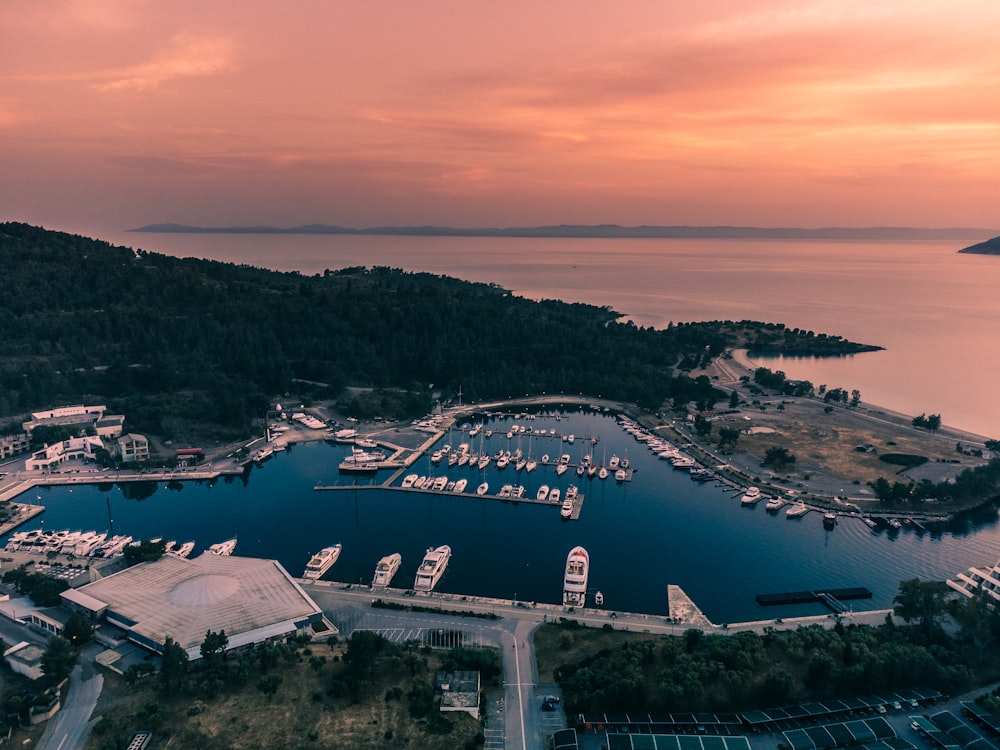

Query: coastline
[[730, 348, 992, 444]]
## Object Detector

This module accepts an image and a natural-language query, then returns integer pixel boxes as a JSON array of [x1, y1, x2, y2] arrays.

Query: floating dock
[[313, 483, 585, 519], [755, 587, 873, 613]]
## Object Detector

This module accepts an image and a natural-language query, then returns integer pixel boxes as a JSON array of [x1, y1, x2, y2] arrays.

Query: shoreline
[[729, 349, 992, 444]]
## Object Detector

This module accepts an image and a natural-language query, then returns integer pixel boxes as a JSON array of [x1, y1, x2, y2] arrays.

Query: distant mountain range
[[130, 223, 999, 242], [958, 236, 1000, 255]]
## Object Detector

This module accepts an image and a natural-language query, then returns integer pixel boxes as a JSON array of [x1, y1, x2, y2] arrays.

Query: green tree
[[728, 391, 739, 409], [717, 427, 740, 452], [764, 446, 796, 469], [200, 629, 229, 664], [894, 578, 947, 640], [159, 636, 190, 695], [62, 614, 93, 647], [256, 673, 283, 699], [41, 636, 77, 682]]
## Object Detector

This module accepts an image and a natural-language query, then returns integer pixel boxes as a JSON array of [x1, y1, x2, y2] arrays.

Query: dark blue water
[[9, 411, 1000, 625]]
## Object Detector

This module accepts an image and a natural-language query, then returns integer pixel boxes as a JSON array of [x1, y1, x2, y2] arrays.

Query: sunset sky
[[3, 0, 1000, 235]]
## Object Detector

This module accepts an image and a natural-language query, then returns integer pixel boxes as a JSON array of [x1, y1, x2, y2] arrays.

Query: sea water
[[13, 410, 1000, 625]]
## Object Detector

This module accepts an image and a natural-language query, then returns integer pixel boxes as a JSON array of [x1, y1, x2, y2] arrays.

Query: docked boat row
[[617, 415, 716, 483], [4, 529, 197, 560], [338, 446, 388, 475]]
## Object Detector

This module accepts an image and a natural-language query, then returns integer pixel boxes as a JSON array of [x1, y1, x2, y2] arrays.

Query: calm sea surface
[[103, 232, 1000, 438], [21, 231, 998, 625]]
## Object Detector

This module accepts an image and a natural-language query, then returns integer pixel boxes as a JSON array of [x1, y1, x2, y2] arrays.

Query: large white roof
[[71, 553, 324, 657]]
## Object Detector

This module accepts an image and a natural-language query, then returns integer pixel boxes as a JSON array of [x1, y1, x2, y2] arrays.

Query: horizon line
[[129, 223, 998, 241]]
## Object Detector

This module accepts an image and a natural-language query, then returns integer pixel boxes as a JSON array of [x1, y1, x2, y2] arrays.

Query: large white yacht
[[207, 538, 237, 556], [372, 552, 402, 587], [303, 544, 342, 579], [563, 546, 589, 608], [413, 545, 451, 591]]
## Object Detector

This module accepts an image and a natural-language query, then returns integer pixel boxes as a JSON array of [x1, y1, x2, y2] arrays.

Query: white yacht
[[372, 552, 402, 587], [171, 541, 195, 558], [598, 466, 609, 480], [741, 489, 763, 505], [525, 458, 538, 473], [549, 487, 561, 503], [556, 463, 568, 476], [401, 474, 418, 488], [73, 531, 107, 557], [303, 544, 342, 579], [476, 481, 489, 495], [496, 454, 510, 469], [413, 545, 451, 591], [615, 468, 627, 482], [208, 538, 237, 556], [608, 454, 620, 470], [563, 546, 589, 608], [432, 476, 448, 491], [512, 485, 525, 498], [453, 478, 468, 493], [765, 496, 786, 512], [560, 497, 574, 519], [536, 484, 550, 501], [786, 502, 810, 518]]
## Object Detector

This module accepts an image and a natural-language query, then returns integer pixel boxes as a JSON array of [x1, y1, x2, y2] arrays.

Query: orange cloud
[[95, 34, 236, 92]]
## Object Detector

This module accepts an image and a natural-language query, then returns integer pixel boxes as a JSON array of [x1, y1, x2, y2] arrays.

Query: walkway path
[[36, 664, 104, 750]]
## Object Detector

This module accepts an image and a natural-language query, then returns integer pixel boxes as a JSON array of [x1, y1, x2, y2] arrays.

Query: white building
[[22, 404, 106, 433], [25, 435, 104, 471]]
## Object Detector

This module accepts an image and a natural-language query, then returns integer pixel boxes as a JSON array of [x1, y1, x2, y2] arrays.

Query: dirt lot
[[85, 641, 480, 750], [671, 353, 992, 512]]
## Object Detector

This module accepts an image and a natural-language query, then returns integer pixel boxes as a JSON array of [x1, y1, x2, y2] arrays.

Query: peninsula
[[958, 235, 1000, 254]]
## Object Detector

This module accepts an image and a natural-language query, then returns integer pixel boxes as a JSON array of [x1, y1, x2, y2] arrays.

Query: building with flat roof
[[0, 431, 30, 459], [25, 435, 104, 470], [436, 670, 481, 719], [115, 433, 149, 462], [95, 415, 126, 439], [22, 404, 106, 433], [61, 553, 335, 660]]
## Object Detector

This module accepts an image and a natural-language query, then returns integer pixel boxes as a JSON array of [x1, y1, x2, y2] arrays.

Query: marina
[[0, 405, 996, 625]]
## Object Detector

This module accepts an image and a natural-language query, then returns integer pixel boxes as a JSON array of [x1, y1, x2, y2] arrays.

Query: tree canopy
[[0, 222, 877, 439]]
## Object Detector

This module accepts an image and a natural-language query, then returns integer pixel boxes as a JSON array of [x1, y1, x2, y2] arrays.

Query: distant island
[[130, 223, 998, 242], [958, 235, 1000, 254]]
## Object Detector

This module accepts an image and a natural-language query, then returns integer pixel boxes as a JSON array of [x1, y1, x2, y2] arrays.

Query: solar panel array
[[783, 716, 895, 750], [742, 689, 942, 728], [927, 710, 1000, 750], [552, 728, 579, 750], [607, 734, 753, 750], [961, 704, 1000, 739], [581, 712, 743, 735]]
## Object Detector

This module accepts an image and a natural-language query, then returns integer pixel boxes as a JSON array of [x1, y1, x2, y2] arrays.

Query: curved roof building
[[62, 553, 335, 659]]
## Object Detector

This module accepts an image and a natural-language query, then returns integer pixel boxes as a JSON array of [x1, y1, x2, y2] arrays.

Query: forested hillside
[[0, 222, 875, 439]]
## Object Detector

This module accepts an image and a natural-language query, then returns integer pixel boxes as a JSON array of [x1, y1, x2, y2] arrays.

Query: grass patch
[[86, 639, 483, 750]]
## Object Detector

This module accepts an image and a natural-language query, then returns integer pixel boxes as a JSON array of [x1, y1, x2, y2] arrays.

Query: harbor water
[[9, 409, 1000, 626]]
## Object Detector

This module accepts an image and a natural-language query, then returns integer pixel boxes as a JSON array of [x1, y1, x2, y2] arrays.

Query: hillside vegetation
[[1, 222, 875, 440]]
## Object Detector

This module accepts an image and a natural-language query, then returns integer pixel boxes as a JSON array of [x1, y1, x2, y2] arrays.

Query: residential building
[[116, 433, 149, 463]]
